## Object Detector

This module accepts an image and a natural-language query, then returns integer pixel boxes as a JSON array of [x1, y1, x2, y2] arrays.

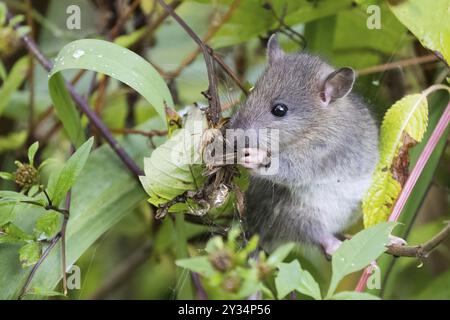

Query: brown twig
[[210, 50, 249, 95], [18, 232, 62, 299], [191, 272, 208, 300], [168, 0, 242, 78], [357, 54, 439, 76], [111, 128, 168, 138], [386, 222, 450, 258], [60, 189, 71, 295], [157, 0, 222, 125]]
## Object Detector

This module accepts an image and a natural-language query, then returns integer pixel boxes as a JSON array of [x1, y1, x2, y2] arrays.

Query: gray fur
[[229, 38, 379, 254]]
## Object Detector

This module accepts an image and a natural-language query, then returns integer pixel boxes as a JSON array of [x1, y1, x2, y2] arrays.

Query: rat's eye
[[271, 103, 288, 117]]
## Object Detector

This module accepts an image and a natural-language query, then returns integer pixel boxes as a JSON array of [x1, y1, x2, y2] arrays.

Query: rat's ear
[[320, 67, 355, 106], [267, 34, 284, 64]]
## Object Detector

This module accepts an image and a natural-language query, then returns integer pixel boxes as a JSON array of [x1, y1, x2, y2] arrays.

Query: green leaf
[[34, 211, 61, 239], [0, 191, 45, 207], [331, 291, 380, 300], [47, 73, 85, 147], [0, 2, 6, 26], [1, 223, 33, 242], [211, 0, 354, 49], [237, 267, 262, 298], [24, 287, 65, 298], [140, 107, 207, 210], [284, 0, 354, 26], [388, 0, 450, 65], [47, 137, 94, 206], [327, 222, 396, 297], [49, 39, 173, 125], [175, 214, 194, 299], [266, 242, 295, 267], [8, 15, 25, 28], [27, 142, 39, 167], [0, 118, 160, 299], [363, 93, 429, 227], [175, 256, 216, 278], [275, 260, 321, 300], [0, 172, 15, 181], [0, 57, 28, 117], [19, 241, 41, 267], [16, 26, 31, 38], [0, 59, 7, 81], [0, 206, 15, 227]]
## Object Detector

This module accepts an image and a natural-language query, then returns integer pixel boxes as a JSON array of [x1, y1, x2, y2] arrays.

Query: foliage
[[0, 0, 449, 301], [140, 107, 207, 213], [177, 223, 394, 299], [388, 0, 450, 65], [363, 93, 429, 227]]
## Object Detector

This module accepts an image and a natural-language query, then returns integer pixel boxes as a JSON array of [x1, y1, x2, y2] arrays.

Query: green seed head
[[14, 163, 38, 189]]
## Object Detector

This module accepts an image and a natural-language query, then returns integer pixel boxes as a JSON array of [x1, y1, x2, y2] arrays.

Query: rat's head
[[229, 34, 356, 149]]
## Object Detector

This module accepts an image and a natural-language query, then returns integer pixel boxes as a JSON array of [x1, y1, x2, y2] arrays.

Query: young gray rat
[[229, 35, 402, 257]]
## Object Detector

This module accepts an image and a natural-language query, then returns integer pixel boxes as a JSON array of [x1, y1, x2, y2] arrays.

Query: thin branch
[[386, 222, 450, 258], [356, 100, 450, 292], [61, 191, 71, 295], [168, 0, 241, 78], [357, 54, 438, 76], [191, 272, 208, 300], [157, 0, 221, 125], [19, 232, 62, 299], [109, 0, 142, 39], [111, 128, 168, 138]]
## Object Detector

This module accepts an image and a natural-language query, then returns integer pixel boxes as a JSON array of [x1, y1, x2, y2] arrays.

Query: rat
[[228, 35, 404, 257]]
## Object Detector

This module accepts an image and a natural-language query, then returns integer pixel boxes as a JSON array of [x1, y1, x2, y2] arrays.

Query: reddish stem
[[355, 100, 450, 292]]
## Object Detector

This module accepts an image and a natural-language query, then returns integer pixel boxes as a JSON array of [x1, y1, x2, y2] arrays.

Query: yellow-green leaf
[[388, 0, 450, 65], [363, 94, 428, 227], [19, 241, 41, 267]]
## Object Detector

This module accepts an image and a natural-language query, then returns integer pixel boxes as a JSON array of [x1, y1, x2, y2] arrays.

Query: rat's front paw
[[239, 148, 271, 171], [321, 237, 342, 260], [387, 235, 407, 247]]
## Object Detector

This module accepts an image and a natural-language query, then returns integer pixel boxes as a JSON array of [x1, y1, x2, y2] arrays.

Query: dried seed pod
[[209, 183, 229, 207]]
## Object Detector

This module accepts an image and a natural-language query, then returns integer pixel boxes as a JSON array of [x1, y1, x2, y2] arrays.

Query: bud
[[0, 27, 21, 58], [14, 163, 38, 189], [221, 275, 241, 293], [257, 262, 272, 279], [209, 249, 233, 272]]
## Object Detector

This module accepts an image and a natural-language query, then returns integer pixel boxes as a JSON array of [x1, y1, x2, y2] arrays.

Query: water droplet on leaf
[[72, 49, 85, 59]]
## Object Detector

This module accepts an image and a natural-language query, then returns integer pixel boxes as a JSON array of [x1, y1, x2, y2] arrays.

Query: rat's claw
[[387, 235, 407, 247]]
